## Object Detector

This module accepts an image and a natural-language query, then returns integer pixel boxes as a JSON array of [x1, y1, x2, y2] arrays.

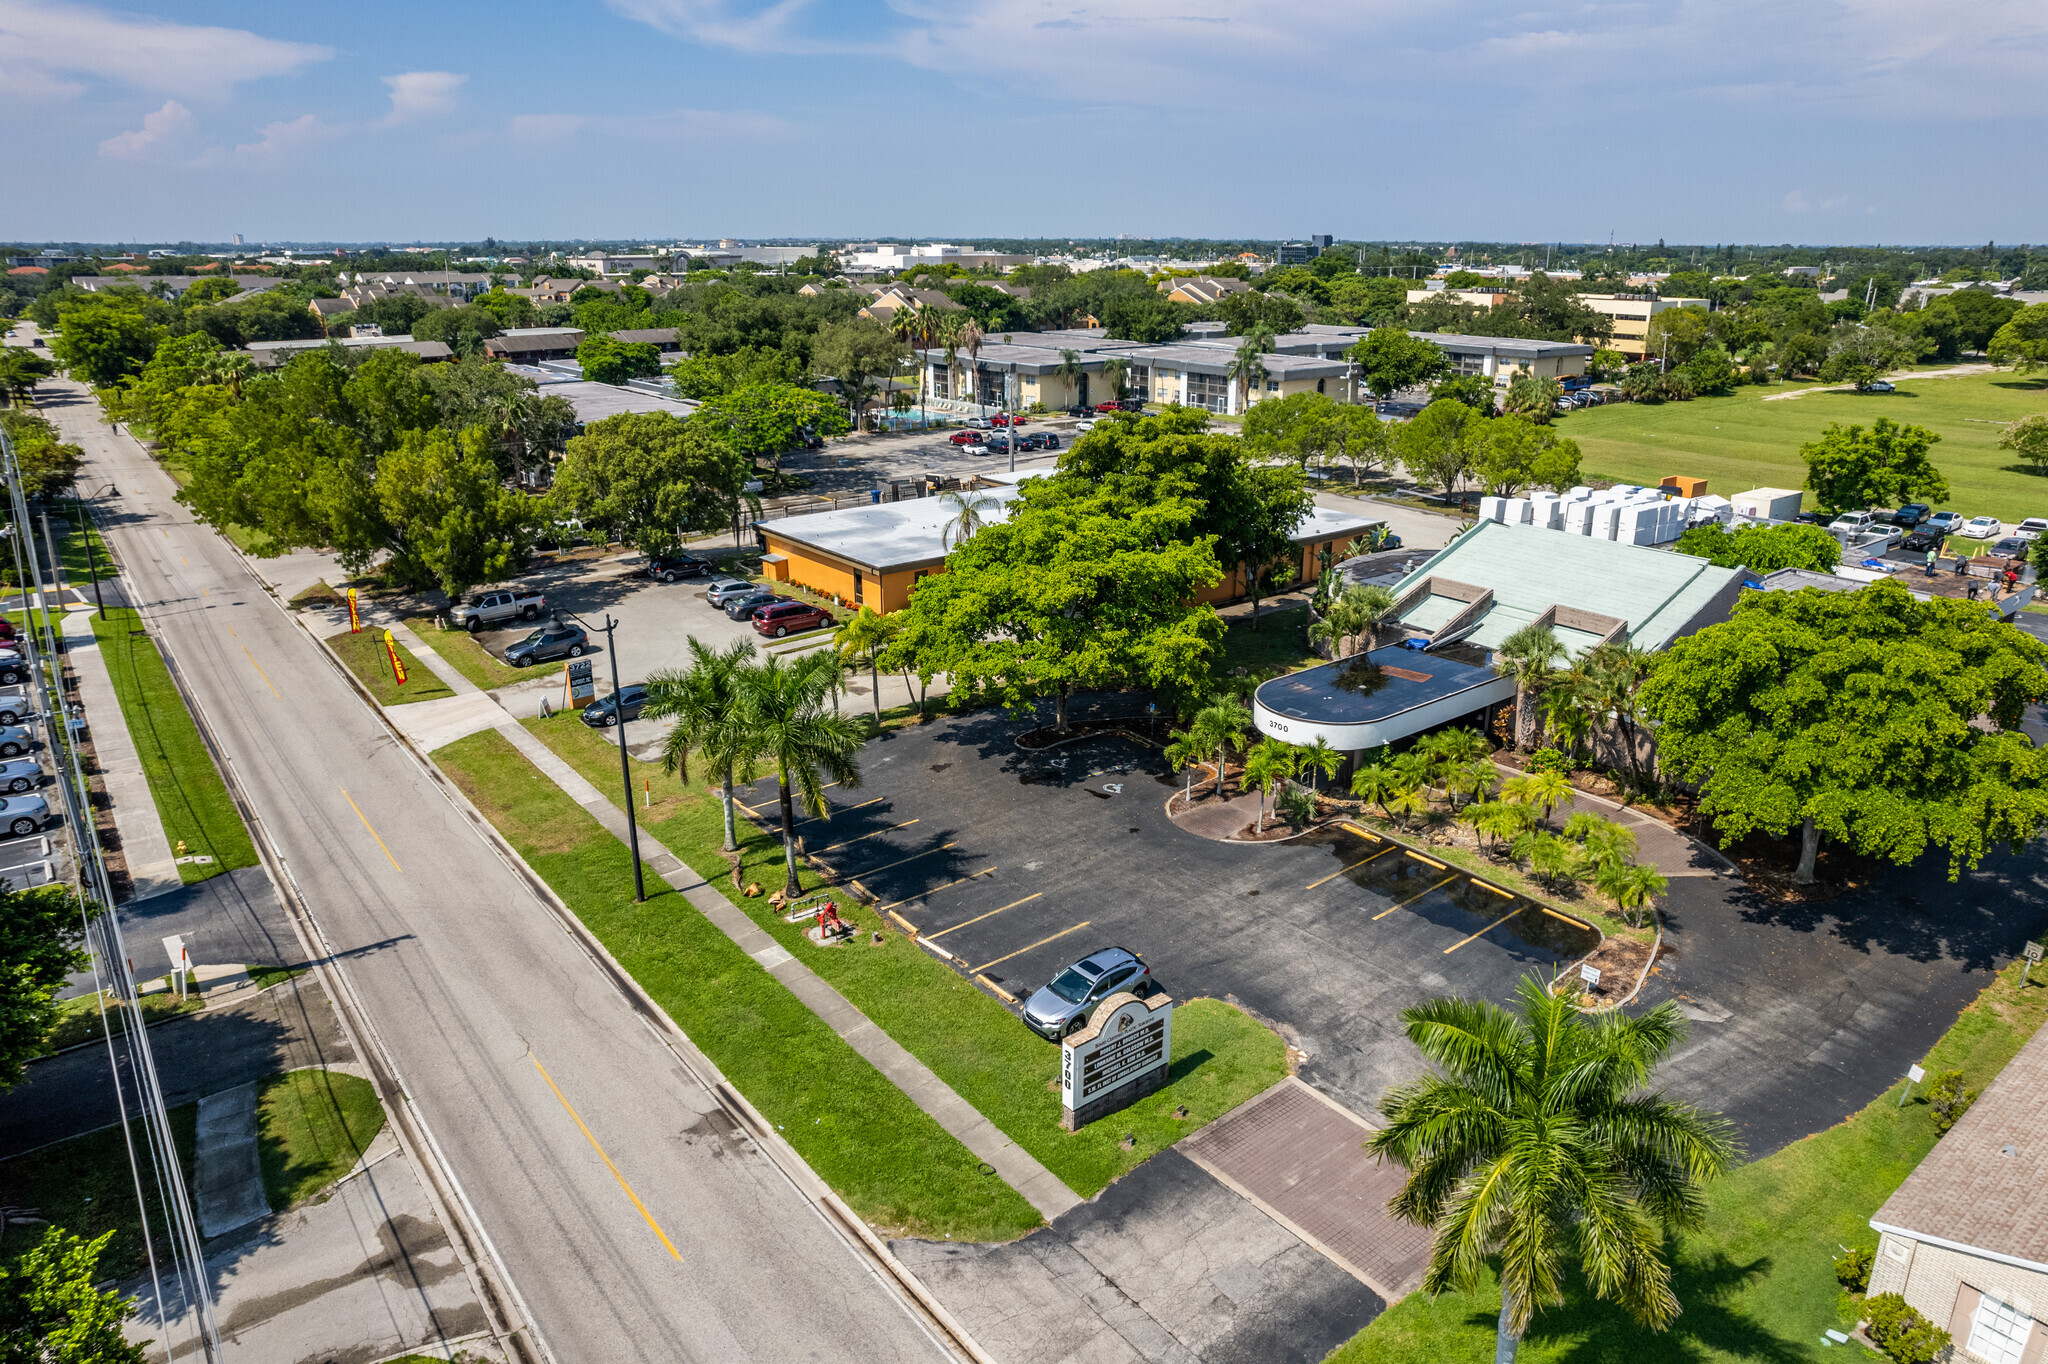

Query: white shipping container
[[1594, 503, 1623, 540], [1528, 492, 1562, 529], [1505, 497, 1532, 525], [1479, 496, 1506, 523]]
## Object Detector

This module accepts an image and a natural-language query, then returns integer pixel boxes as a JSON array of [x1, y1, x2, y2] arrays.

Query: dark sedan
[[723, 589, 790, 620], [1901, 529, 1944, 552], [504, 623, 589, 666], [1892, 503, 1932, 528], [646, 555, 710, 583], [581, 684, 648, 727]]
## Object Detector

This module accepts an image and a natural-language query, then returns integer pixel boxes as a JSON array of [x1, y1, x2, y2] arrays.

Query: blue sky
[[5, 0, 2045, 246]]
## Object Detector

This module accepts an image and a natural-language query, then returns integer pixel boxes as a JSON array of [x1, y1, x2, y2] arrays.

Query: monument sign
[[1060, 991, 1174, 1130]]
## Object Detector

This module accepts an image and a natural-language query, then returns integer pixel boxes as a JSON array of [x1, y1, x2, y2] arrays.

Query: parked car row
[[704, 577, 837, 637]]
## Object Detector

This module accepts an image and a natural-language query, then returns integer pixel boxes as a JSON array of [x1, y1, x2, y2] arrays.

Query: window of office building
[[1968, 1294, 2032, 1364], [1124, 365, 1148, 398], [1186, 371, 1231, 412], [853, 573, 864, 604]]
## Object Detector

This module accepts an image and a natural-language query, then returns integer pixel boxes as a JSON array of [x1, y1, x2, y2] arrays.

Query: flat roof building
[[485, 328, 586, 360], [1253, 520, 1744, 753], [245, 335, 453, 367], [1576, 294, 1709, 361]]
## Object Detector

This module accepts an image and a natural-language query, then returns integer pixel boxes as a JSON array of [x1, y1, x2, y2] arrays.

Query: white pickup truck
[[449, 588, 547, 634]]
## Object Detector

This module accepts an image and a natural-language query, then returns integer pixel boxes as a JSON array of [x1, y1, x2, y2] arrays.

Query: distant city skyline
[[4, 0, 2044, 243]]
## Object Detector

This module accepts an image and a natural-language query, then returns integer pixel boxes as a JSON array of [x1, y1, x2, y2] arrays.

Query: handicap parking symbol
[[1102, 782, 1124, 795]]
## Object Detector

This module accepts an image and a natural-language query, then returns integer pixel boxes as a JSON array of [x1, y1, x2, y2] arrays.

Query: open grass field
[[1557, 369, 2048, 524], [430, 725, 1045, 1241], [521, 712, 1291, 1197], [1331, 960, 2048, 1363], [90, 606, 259, 883]]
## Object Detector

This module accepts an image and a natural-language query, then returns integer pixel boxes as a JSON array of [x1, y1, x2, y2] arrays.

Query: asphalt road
[[38, 377, 947, 1364]]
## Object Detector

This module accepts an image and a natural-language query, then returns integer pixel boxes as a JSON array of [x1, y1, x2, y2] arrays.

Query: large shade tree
[[1799, 417, 1949, 513], [1642, 577, 2048, 883]]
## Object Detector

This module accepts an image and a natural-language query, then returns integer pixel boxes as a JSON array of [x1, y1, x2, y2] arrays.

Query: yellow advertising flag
[[347, 587, 360, 633], [383, 629, 406, 685]]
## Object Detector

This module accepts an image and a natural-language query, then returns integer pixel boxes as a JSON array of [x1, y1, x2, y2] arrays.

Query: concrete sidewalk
[[63, 608, 182, 898], [193, 1082, 269, 1237], [485, 718, 1083, 1223]]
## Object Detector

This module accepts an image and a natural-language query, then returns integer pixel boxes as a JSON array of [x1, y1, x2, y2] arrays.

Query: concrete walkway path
[[485, 718, 1083, 1223], [62, 608, 182, 898], [193, 1082, 269, 1237]]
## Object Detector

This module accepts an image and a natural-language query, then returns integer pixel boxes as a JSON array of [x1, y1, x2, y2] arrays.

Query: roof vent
[[2002, 1145, 2019, 1157]]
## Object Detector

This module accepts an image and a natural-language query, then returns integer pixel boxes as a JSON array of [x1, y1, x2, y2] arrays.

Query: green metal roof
[[1394, 520, 1743, 653]]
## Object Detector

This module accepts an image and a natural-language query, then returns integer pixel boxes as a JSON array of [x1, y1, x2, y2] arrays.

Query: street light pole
[[75, 482, 112, 619], [570, 610, 646, 902]]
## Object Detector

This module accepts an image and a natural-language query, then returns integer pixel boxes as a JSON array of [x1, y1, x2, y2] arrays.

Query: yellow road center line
[[847, 842, 957, 878], [1373, 873, 1458, 920], [160, 529, 168, 538], [227, 624, 236, 637], [1444, 906, 1530, 954], [180, 556, 187, 566], [241, 646, 280, 699], [927, 893, 1042, 941], [815, 819, 918, 854], [528, 1055, 681, 1262], [340, 787, 402, 873], [971, 921, 1092, 974], [877, 866, 997, 912], [1306, 846, 1394, 890]]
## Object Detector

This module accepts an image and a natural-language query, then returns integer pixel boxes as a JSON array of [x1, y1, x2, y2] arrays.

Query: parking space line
[[1371, 873, 1457, 920], [1340, 823, 1383, 841], [795, 795, 884, 826], [877, 866, 996, 912], [846, 842, 957, 878], [926, 894, 1041, 941], [970, 921, 1091, 974], [1404, 850, 1447, 869], [813, 819, 917, 854], [1472, 880, 1514, 898], [1540, 907, 1586, 927], [1443, 906, 1527, 954], [1306, 846, 1394, 890]]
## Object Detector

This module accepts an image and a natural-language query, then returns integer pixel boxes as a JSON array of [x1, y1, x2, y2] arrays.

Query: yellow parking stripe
[[927, 894, 1042, 941], [877, 866, 997, 912], [970, 921, 1092, 974], [795, 795, 884, 826], [1306, 845, 1394, 890], [847, 842, 957, 878], [1444, 906, 1529, 954], [814, 819, 917, 854], [1372, 873, 1457, 920]]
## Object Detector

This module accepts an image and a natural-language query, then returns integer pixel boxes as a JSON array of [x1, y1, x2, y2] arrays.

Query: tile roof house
[[1867, 1023, 2048, 1363], [858, 287, 963, 320], [1161, 276, 1252, 305]]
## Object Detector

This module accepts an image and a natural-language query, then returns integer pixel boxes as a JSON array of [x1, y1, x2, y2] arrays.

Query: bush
[[1833, 1244, 1873, 1292], [1278, 786, 1316, 827], [1863, 1293, 1952, 1364], [1926, 1069, 1977, 1134], [1527, 747, 1571, 776]]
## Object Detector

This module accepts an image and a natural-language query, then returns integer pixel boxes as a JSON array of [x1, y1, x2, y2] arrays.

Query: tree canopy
[[575, 335, 663, 385], [1347, 326, 1451, 401], [551, 411, 744, 555], [1642, 577, 2048, 882], [1800, 416, 1948, 512], [0, 885, 92, 1090], [1672, 521, 1842, 572]]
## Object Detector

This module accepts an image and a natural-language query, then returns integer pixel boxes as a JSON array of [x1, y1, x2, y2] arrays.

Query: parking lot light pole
[[569, 609, 646, 902]]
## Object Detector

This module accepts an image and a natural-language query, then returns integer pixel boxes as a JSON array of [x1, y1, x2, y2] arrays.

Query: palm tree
[[1511, 829, 1584, 891], [957, 318, 986, 412], [1432, 727, 1492, 765], [1501, 769, 1575, 826], [888, 307, 927, 424], [1227, 335, 1269, 415], [1349, 759, 1409, 820], [937, 313, 963, 401], [1309, 584, 1399, 660], [1565, 812, 1638, 872], [1383, 783, 1432, 829], [1297, 737, 1342, 795], [1054, 348, 1085, 411], [1164, 727, 1207, 804], [1190, 699, 1251, 798], [1582, 641, 1655, 794], [1493, 624, 1565, 752], [1243, 739, 1296, 834], [1469, 799, 1535, 852], [936, 488, 1002, 549], [1100, 356, 1130, 403], [644, 637, 760, 853], [1445, 758, 1496, 810], [1369, 980, 1739, 1364], [1597, 859, 1669, 929], [739, 650, 866, 896], [833, 606, 899, 722]]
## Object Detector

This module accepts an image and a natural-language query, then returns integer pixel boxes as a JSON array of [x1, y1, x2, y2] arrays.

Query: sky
[[4, 0, 2045, 247]]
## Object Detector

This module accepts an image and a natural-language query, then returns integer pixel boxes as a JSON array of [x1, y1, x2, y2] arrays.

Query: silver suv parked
[[1020, 947, 1151, 1040]]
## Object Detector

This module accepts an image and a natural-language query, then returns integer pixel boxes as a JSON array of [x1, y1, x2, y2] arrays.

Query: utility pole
[[576, 612, 645, 902]]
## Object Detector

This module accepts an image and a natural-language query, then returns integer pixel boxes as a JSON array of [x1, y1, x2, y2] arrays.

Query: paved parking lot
[[740, 694, 2048, 1153], [736, 699, 1597, 1115]]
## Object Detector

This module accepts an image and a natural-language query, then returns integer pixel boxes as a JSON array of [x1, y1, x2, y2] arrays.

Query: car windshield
[[467, 593, 488, 605], [519, 629, 544, 644], [1046, 967, 1096, 1004]]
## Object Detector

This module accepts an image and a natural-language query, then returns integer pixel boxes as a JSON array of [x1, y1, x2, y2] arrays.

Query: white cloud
[[381, 70, 465, 125], [97, 97, 194, 158], [0, 0, 330, 100], [602, 0, 828, 54], [509, 107, 790, 145], [191, 112, 342, 167]]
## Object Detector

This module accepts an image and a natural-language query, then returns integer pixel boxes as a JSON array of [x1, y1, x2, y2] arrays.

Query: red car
[[990, 413, 1028, 427], [752, 601, 834, 638], [949, 430, 981, 445], [1094, 402, 1122, 413]]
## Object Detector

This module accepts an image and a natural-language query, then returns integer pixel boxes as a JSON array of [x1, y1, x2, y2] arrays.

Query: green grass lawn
[[324, 627, 455, 706], [246, 964, 309, 991], [403, 617, 528, 692], [1331, 961, 2048, 1363], [89, 606, 258, 884], [256, 1068, 385, 1210], [520, 712, 1291, 1198], [1558, 369, 2048, 524], [430, 726, 1044, 1241], [46, 989, 201, 1051], [0, 1104, 197, 1280]]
